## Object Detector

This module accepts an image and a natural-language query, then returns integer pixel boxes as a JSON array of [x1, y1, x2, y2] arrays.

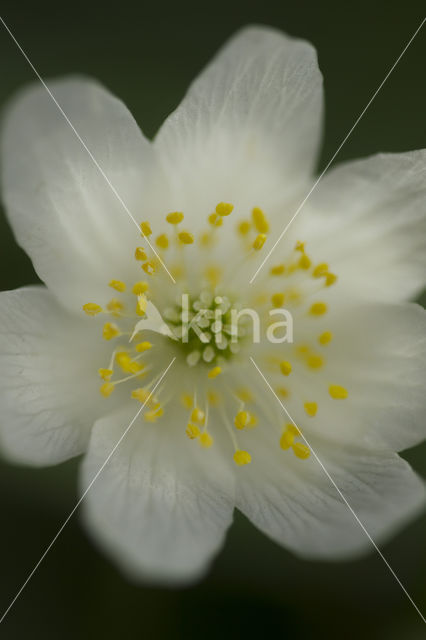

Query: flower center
[[82, 201, 348, 467]]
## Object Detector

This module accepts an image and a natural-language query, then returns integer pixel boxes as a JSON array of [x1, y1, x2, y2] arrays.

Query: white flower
[[1, 26, 426, 585]]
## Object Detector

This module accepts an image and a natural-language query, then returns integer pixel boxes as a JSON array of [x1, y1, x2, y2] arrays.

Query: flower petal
[[301, 150, 426, 301], [80, 405, 235, 584], [155, 26, 323, 216], [283, 302, 426, 452], [236, 432, 425, 560], [1, 77, 165, 311], [0, 287, 106, 465]]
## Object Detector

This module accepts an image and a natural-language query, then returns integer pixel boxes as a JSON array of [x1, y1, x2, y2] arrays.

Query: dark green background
[[0, 1, 425, 638]]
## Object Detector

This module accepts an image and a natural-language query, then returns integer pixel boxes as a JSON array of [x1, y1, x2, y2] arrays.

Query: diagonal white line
[[249, 16, 426, 284], [0, 15, 176, 284], [0, 357, 176, 625], [250, 356, 426, 625]]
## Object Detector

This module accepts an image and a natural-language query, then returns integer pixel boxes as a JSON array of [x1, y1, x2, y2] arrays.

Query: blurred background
[[0, 0, 425, 637]]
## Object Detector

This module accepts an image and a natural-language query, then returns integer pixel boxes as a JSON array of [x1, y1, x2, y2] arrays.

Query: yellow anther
[[253, 233, 267, 250], [135, 341, 152, 353], [271, 292, 285, 308], [208, 212, 223, 227], [318, 331, 333, 345], [292, 442, 310, 459], [233, 450, 251, 466], [238, 220, 251, 235], [132, 281, 149, 295], [166, 211, 184, 224], [136, 294, 147, 316], [287, 423, 301, 436], [296, 344, 310, 356], [329, 384, 348, 399], [270, 264, 285, 275], [199, 432, 213, 448], [234, 410, 250, 430], [116, 352, 143, 374], [140, 221, 152, 237], [155, 233, 169, 249], [144, 405, 164, 422], [100, 382, 115, 397], [276, 387, 289, 398], [200, 231, 213, 246], [280, 429, 295, 450], [280, 361, 292, 376], [207, 390, 221, 407], [135, 247, 148, 261], [208, 366, 222, 379], [109, 280, 126, 292], [307, 354, 324, 369], [310, 302, 327, 316], [325, 273, 337, 287], [180, 393, 193, 410], [106, 298, 124, 314], [142, 261, 156, 275], [186, 423, 201, 440], [252, 207, 269, 233], [205, 265, 222, 287], [98, 368, 113, 381], [313, 263, 329, 278], [304, 402, 318, 417], [131, 388, 153, 404], [216, 202, 234, 216], [295, 241, 305, 253], [235, 388, 253, 403], [191, 407, 205, 425], [299, 254, 311, 269], [178, 231, 194, 244], [83, 303, 102, 316], [102, 322, 120, 340], [248, 413, 258, 428]]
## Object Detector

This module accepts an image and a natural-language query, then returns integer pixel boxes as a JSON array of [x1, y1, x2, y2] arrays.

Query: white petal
[[301, 150, 426, 301], [80, 405, 235, 584], [1, 77, 166, 311], [155, 26, 323, 217], [285, 302, 426, 452], [0, 287, 106, 465], [236, 432, 425, 559]]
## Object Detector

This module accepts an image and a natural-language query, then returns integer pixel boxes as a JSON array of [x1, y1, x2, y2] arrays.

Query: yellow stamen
[[135, 247, 148, 261], [103, 322, 120, 340], [318, 331, 333, 345], [191, 407, 205, 425], [156, 233, 169, 249], [307, 354, 324, 369], [253, 233, 267, 250], [144, 405, 164, 422], [238, 220, 251, 235], [135, 341, 152, 353], [313, 263, 329, 278], [325, 273, 337, 287], [234, 411, 250, 430], [100, 382, 115, 397], [216, 202, 234, 216], [292, 442, 310, 459], [136, 294, 147, 316], [295, 241, 305, 253], [208, 366, 222, 379], [270, 264, 285, 275], [98, 368, 113, 381], [252, 207, 269, 233], [166, 211, 184, 224], [304, 402, 318, 417], [235, 388, 253, 403], [299, 254, 311, 269], [132, 281, 149, 295], [140, 221, 152, 236], [199, 432, 213, 448], [116, 352, 143, 374], [178, 231, 194, 244], [329, 384, 348, 399], [142, 261, 156, 275], [109, 280, 126, 292], [280, 361, 292, 376], [276, 387, 289, 398], [280, 429, 295, 450], [83, 303, 102, 316], [271, 292, 285, 308], [208, 212, 223, 227], [186, 423, 200, 440], [180, 393, 193, 410], [106, 298, 124, 314], [310, 302, 327, 316], [131, 388, 153, 404], [233, 450, 251, 466], [287, 423, 301, 436]]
